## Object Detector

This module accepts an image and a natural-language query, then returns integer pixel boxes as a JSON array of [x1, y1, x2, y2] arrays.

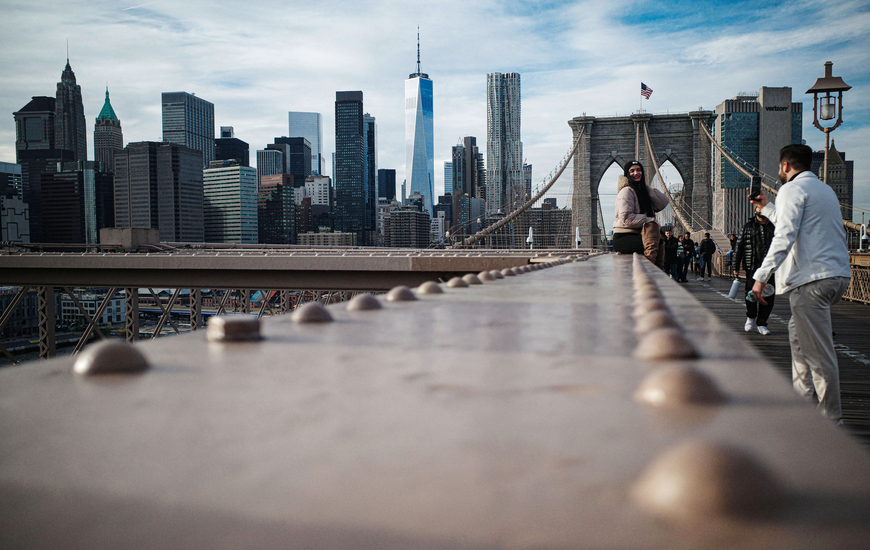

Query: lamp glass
[[820, 97, 836, 121]]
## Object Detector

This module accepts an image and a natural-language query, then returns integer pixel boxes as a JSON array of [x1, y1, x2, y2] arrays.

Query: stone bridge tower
[[569, 111, 715, 246]]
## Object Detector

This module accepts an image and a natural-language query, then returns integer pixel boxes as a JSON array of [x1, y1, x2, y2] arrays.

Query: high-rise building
[[378, 168, 396, 201], [162, 91, 215, 168], [383, 205, 431, 248], [40, 161, 113, 244], [486, 72, 522, 217], [304, 175, 332, 207], [363, 114, 378, 238], [812, 141, 854, 221], [114, 142, 204, 242], [443, 162, 452, 196], [712, 87, 802, 235], [203, 160, 258, 244], [288, 112, 324, 176], [258, 174, 296, 244], [451, 136, 486, 234], [273, 137, 312, 185], [55, 60, 87, 162], [1, 168, 29, 243], [215, 126, 249, 167], [404, 30, 434, 216], [257, 148, 286, 187], [0, 162, 22, 197], [334, 91, 369, 244], [94, 87, 123, 172], [13, 96, 75, 242]]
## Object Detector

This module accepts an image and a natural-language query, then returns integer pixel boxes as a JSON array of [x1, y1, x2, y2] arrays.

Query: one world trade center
[[404, 29, 434, 216]]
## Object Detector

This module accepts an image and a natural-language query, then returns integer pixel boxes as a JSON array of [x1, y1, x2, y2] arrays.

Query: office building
[[305, 175, 332, 207], [812, 142, 854, 221], [55, 59, 88, 162], [114, 142, 204, 242], [383, 206, 430, 248], [60, 290, 125, 329], [273, 137, 312, 185], [363, 114, 378, 237], [334, 91, 371, 244], [162, 91, 215, 168], [215, 126, 249, 167], [405, 32, 434, 216], [1, 177, 29, 243], [0, 162, 22, 197], [13, 96, 74, 242], [298, 231, 356, 246], [0, 287, 38, 339], [378, 168, 396, 201], [451, 136, 486, 235], [434, 194, 453, 231], [203, 161, 258, 244], [443, 162, 452, 196], [257, 148, 286, 187], [41, 161, 113, 244], [486, 72, 522, 217], [258, 174, 296, 244], [288, 112, 324, 175], [712, 87, 802, 235], [94, 87, 123, 172]]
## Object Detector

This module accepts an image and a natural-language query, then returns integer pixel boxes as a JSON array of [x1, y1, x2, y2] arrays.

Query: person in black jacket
[[698, 232, 716, 281], [682, 232, 695, 281], [733, 213, 776, 335], [663, 230, 679, 280]]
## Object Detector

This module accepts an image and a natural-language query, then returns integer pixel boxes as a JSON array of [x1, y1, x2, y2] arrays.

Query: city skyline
[[1, 0, 868, 225]]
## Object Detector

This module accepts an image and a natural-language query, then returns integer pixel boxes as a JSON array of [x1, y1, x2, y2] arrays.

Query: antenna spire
[[416, 26, 421, 74]]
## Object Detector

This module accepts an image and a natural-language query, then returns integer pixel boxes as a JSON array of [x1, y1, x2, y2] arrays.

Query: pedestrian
[[733, 212, 776, 335], [676, 235, 687, 282], [726, 233, 738, 267], [698, 232, 716, 281], [663, 230, 679, 280], [612, 161, 670, 266], [751, 144, 852, 424], [682, 232, 695, 282]]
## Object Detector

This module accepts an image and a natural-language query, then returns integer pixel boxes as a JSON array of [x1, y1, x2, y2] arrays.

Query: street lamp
[[806, 61, 851, 184]]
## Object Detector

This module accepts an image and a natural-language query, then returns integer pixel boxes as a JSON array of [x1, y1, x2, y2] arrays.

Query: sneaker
[[757, 325, 771, 336], [744, 318, 756, 332]]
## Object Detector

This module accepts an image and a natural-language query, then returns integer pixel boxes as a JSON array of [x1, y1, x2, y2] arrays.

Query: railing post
[[280, 291, 290, 314], [241, 290, 250, 315], [37, 286, 56, 360], [125, 288, 139, 342], [190, 288, 202, 331]]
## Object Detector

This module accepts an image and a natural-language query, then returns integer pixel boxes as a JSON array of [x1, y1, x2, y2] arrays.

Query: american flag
[[641, 82, 653, 99]]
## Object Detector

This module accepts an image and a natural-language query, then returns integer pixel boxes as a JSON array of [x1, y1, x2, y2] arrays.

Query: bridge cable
[[642, 122, 695, 233]]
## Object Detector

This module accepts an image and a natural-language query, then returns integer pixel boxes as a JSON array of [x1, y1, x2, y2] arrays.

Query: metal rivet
[[207, 315, 262, 342], [635, 310, 679, 334], [291, 302, 334, 323], [501, 268, 516, 277], [346, 293, 382, 310], [463, 274, 483, 285], [478, 271, 496, 282], [386, 285, 417, 301], [633, 298, 668, 318], [634, 328, 698, 360], [490, 270, 504, 279], [634, 365, 725, 406], [446, 277, 470, 288], [416, 281, 444, 294], [632, 441, 784, 521], [634, 289, 662, 303], [73, 340, 150, 375], [511, 267, 524, 275]]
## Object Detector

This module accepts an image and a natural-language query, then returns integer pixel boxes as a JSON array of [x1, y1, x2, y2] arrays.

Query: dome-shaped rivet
[[632, 441, 784, 521], [291, 302, 334, 323], [206, 315, 262, 342], [633, 298, 669, 318], [634, 328, 698, 360], [346, 293, 382, 310], [73, 340, 150, 375], [463, 273, 483, 285], [446, 277, 469, 288], [634, 365, 725, 406], [416, 281, 444, 295], [511, 267, 524, 275], [502, 268, 516, 277], [386, 285, 417, 301], [490, 270, 504, 279], [478, 271, 496, 282], [635, 310, 679, 334]]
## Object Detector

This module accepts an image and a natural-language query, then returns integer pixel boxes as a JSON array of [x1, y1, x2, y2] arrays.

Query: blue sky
[[1, 0, 868, 229]]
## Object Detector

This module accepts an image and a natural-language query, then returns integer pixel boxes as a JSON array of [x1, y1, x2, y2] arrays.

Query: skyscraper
[[273, 137, 312, 185], [378, 168, 396, 201], [443, 162, 453, 196], [451, 136, 486, 234], [203, 161, 258, 244], [215, 126, 249, 167], [55, 60, 87, 162], [258, 174, 296, 244], [404, 30, 434, 216], [288, 112, 323, 176], [114, 142, 204, 242], [363, 114, 378, 238], [812, 142, 854, 221], [94, 87, 123, 171], [334, 91, 369, 244], [40, 161, 112, 244], [162, 92, 215, 168], [486, 72, 522, 217]]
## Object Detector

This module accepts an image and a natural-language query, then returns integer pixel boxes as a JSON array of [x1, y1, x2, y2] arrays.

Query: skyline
[[2, 0, 869, 231]]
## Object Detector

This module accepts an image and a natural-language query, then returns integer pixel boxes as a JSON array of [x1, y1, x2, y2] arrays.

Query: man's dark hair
[[704, 232, 710, 237], [779, 143, 813, 171]]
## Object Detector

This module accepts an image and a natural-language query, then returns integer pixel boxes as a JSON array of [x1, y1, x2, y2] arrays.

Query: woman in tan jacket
[[612, 161, 669, 266]]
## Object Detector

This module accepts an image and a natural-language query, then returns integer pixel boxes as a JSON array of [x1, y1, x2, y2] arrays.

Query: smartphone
[[749, 176, 762, 201]]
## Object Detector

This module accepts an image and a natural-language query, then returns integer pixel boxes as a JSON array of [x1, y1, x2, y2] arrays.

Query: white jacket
[[754, 170, 851, 294]]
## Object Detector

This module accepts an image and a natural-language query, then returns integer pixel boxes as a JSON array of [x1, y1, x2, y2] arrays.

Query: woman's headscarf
[[624, 161, 653, 217]]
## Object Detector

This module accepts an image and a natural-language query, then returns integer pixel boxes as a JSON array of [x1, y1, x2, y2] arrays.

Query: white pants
[[787, 277, 850, 421]]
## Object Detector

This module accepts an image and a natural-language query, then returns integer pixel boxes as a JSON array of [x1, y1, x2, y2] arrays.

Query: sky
[[2, 0, 869, 231]]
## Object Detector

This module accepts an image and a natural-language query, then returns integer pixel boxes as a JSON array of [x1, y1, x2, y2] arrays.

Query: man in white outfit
[[751, 144, 851, 423]]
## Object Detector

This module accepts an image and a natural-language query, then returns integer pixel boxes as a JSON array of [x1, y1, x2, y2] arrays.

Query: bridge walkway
[[679, 273, 870, 448]]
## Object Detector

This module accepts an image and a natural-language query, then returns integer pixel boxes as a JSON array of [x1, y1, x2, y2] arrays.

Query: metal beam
[[125, 288, 139, 342], [36, 286, 55, 360]]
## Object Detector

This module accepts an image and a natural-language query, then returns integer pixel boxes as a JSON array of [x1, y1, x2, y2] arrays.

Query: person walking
[[698, 232, 716, 281], [612, 161, 669, 266], [733, 212, 776, 335], [682, 232, 695, 282], [751, 144, 852, 423], [663, 230, 679, 280]]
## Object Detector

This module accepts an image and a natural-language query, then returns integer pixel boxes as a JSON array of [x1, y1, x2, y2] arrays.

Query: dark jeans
[[700, 255, 713, 277], [664, 263, 679, 279], [612, 232, 643, 255], [681, 258, 690, 281], [745, 272, 775, 326]]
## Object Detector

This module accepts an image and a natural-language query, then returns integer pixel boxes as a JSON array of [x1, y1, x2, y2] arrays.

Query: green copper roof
[[97, 87, 118, 121]]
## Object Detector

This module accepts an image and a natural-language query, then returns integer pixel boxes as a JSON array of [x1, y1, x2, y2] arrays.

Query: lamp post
[[806, 61, 851, 184]]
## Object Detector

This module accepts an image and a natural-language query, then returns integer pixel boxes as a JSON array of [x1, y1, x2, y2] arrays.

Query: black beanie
[[624, 161, 644, 179]]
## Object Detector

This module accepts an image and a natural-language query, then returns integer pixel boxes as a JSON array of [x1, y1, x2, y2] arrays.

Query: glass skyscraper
[[404, 32, 434, 216], [486, 72, 522, 217], [162, 91, 215, 168], [288, 112, 323, 176], [334, 91, 368, 243], [203, 162, 258, 244]]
